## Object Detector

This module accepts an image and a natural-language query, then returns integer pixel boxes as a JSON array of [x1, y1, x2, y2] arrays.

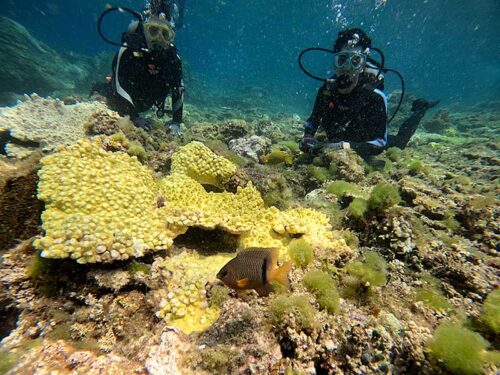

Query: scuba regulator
[[298, 45, 405, 124]]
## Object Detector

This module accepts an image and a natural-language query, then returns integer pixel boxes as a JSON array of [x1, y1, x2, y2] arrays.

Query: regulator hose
[[97, 6, 144, 49], [298, 46, 405, 124]]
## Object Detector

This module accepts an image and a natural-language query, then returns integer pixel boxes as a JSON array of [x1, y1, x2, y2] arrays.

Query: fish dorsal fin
[[238, 247, 277, 256], [268, 261, 292, 288]]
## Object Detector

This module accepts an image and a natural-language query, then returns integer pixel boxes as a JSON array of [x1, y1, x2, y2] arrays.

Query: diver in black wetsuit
[[299, 29, 439, 158], [96, 0, 185, 133]]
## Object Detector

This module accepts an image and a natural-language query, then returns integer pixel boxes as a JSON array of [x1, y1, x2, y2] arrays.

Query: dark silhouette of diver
[[299, 28, 439, 158], [93, 0, 186, 133]]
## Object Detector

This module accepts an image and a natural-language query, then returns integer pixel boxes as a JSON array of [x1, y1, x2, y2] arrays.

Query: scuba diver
[[298, 28, 439, 158], [93, 0, 185, 133]]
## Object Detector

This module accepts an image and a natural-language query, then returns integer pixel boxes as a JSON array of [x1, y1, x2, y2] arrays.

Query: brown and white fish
[[216, 247, 292, 296]]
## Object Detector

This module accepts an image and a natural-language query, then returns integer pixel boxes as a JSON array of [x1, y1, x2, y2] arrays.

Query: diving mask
[[333, 51, 367, 70], [143, 17, 175, 51]]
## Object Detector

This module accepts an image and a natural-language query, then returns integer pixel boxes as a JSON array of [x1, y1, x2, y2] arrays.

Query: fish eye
[[218, 270, 228, 278]]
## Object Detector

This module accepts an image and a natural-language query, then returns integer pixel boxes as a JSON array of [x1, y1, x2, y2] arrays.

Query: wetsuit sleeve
[[304, 86, 326, 137], [168, 49, 184, 123], [348, 89, 388, 156]]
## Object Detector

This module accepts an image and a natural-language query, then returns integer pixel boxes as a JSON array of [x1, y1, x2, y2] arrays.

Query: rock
[[145, 327, 189, 375], [229, 135, 271, 162]]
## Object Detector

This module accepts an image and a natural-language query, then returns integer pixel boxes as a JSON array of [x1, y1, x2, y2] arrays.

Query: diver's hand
[[132, 116, 153, 131], [167, 120, 182, 135], [299, 136, 320, 153]]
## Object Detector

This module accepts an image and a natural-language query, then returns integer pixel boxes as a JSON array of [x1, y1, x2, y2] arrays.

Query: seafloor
[[0, 16, 499, 375], [0, 90, 498, 375]]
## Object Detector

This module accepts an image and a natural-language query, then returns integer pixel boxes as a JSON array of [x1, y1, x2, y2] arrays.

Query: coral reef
[[0, 94, 499, 374]]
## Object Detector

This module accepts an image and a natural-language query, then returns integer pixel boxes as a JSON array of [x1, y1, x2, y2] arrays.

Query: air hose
[[298, 46, 405, 124]]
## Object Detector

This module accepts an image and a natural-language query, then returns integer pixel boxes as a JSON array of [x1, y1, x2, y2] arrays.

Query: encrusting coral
[[0, 94, 116, 157], [35, 138, 346, 265]]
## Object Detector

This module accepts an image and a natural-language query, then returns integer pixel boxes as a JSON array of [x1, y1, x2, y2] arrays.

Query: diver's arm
[[304, 86, 326, 137], [328, 91, 388, 156]]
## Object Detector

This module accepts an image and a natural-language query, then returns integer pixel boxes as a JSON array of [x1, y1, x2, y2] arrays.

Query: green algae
[[288, 238, 313, 267], [338, 229, 359, 250], [277, 140, 300, 153], [348, 198, 368, 219], [416, 287, 452, 311], [407, 159, 426, 175], [269, 294, 316, 330], [308, 166, 330, 183], [303, 270, 340, 314], [127, 140, 147, 160], [0, 348, 18, 374], [367, 183, 401, 213], [198, 346, 240, 373], [385, 147, 403, 162], [209, 284, 231, 308], [25, 250, 53, 279], [343, 251, 387, 298], [326, 180, 365, 199], [480, 289, 500, 334], [128, 261, 150, 276], [427, 322, 498, 375]]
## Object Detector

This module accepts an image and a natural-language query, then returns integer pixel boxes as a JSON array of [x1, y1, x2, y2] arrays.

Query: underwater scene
[[0, 0, 499, 374]]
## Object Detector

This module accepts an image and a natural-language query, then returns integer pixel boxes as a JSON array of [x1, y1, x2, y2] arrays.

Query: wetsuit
[[305, 78, 388, 158], [305, 77, 430, 157], [108, 44, 184, 123]]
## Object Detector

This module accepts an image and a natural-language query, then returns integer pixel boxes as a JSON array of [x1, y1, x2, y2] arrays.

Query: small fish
[[217, 248, 292, 296]]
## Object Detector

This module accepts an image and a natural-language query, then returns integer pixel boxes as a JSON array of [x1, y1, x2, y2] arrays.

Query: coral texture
[[0, 95, 115, 157]]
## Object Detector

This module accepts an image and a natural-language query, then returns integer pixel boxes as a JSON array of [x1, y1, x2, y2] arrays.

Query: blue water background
[[2, 0, 499, 114]]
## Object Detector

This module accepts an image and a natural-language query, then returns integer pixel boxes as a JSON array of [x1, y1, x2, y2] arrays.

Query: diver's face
[[144, 19, 175, 51], [334, 46, 367, 94]]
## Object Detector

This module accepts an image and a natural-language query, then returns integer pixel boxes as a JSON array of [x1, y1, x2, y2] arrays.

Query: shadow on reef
[[0, 299, 19, 341], [0, 153, 44, 253], [173, 227, 239, 255]]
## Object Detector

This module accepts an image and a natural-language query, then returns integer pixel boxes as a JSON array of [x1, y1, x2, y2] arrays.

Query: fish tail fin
[[269, 261, 292, 287]]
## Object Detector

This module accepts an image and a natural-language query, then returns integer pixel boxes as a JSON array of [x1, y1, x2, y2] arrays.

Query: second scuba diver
[[95, 0, 185, 133], [299, 28, 439, 158]]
